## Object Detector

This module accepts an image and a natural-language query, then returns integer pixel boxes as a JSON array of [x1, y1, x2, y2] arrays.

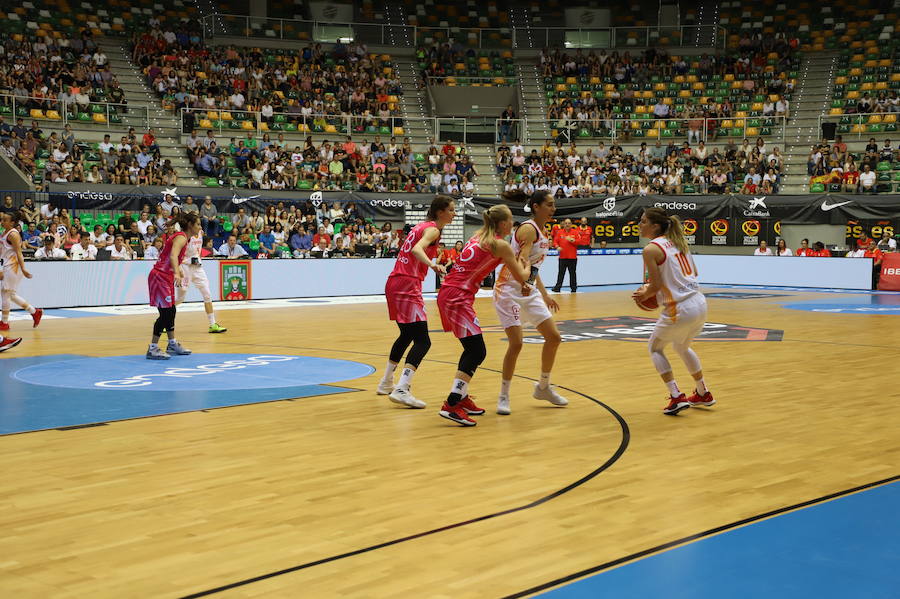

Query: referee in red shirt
[[551, 218, 584, 292]]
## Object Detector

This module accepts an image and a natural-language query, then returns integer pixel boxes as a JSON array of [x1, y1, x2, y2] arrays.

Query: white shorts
[[1, 266, 23, 293], [181, 264, 212, 302], [649, 293, 707, 347], [493, 286, 553, 329]]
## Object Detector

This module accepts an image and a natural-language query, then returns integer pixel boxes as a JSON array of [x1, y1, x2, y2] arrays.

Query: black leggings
[[457, 334, 487, 377], [153, 306, 176, 337], [389, 321, 432, 368]]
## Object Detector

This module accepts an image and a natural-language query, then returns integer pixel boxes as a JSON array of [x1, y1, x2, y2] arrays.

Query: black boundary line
[[502, 473, 900, 599], [174, 344, 630, 599]]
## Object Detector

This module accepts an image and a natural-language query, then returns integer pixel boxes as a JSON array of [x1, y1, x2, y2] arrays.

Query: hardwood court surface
[[1, 287, 898, 597]]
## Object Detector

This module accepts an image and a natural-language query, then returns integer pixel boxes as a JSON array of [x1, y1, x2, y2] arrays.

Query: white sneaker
[[376, 380, 394, 395], [497, 396, 511, 415], [166, 341, 192, 356], [146, 346, 170, 360], [389, 385, 426, 409], [533, 383, 568, 406]]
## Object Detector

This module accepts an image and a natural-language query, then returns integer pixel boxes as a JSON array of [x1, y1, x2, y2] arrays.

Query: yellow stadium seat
[[679, 89, 691, 97], [324, 124, 337, 133], [393, 127, 404, 135], [654, 82, 666, 91], [835, 76, 848, 85], [199, 119, 213, 129], [724, 73, 735, 82], [722, 120, 733, 128], [207, 111, 219, 120], [852, 124, 867, 133], [636, 105, 647, 113], [868, 114, 883, 124], [847, 91, 860, 99], [687, 75, 698, 83], [752, 102, 764, 111], [693, 82, 704, 90], [565, 76, 576, 84], [589, 76, 600, 84], [241, 120, 254, 130], [861, 83, 874, 91], [674, 75, 685, 83], [92, 113, 106, 123], [259, 122, 269, 131], [46, 110, 60, 120], [735, 111, 748, 118], [876, 81, 888, 90], [646, 128, 658, 138], [850, 67, 863, 76], [746, 127, 759, 137], [220, 111, 232, 121], [884, 114, 897, 124], [829, 108, 843, 115], [29, 109, 44, 118], [734, 119, 745, 128], [769, 94, 781, 102], [663, 97, 673, 105], [605, 83, 616, 91]]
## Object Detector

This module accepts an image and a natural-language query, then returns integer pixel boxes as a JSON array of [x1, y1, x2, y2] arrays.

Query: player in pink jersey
[[0, 210, 42, 333], [146, 212, 201, 360], [378, 196, 456, 408], [436, 204, 532, 426], [633, 208, 714, 415]]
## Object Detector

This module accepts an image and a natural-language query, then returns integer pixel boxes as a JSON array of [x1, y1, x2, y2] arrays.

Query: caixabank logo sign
[[482, 316, 784, 343]]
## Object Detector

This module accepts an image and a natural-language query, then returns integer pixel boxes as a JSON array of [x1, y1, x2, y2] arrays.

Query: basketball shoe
[[459, 395, 485, 415], [663, 394, 692, 415], [0, 337, 22, 352], [496, 396, 511, 415], [166, 341, 192, 356], [687, 391, 716, 407], [439, 402, 477, 426], [533, 383, 568, 406], [0, 321, 8, 331], [32, 308, 43, 328], [146, 345, 170, 360], [389, 385, 426, 408], [208, 323, 227, 334], [376, 380, 394, 395]]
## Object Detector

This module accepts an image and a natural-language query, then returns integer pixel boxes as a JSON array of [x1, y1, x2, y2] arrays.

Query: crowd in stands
[[0, 194, 418, 261], [807, 136, 900, 193], [186, 131, 481, 194], [131, 26, 403, 129], [497, 137, 784, 196]]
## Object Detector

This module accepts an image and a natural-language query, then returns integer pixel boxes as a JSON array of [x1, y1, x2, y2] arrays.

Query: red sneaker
[[0, 321, 8, 331], [32, 308, 43, 328], [459, 395, 485, 416], [687, 391, 716, 407], [439, 401, 477, 426], [663, 394, 691, 415], [0, 336, 22, 352]]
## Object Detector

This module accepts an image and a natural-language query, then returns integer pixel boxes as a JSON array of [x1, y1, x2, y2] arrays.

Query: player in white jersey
[[632, 208, 715, 415], [493, 190, 567, 415], [174, 231, 227, 333], [0, 210, 42, 332]]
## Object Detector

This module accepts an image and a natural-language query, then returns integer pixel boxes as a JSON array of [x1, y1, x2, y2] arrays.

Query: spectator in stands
[[876, 230, 897, 252], [812, 241, 832, 257], [70, 231, 98, 261], [34, 235, 67, 260], [257, 225, 277, 258], [754, 241, 773, 256], [796, 238, 813, 256], [218, 234, 249, 258], [859, 164, 877, 193], [775, 239, 792, 256], [143, 237, 163, 261], [108, 235, 133, 260]]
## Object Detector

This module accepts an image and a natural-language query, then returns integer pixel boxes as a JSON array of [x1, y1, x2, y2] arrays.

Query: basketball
[[634, 286, 659, 311]]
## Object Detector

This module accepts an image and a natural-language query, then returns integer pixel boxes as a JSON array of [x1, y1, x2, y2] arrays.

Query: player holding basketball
[[494, 190, 567, 415], [146, 212, 200, 360], [632, 207, 715, 415], [0, 210, 43, 332], [436, 204, 532, 426], [174, 229, 227, 334], [378, 195, 456, 408]]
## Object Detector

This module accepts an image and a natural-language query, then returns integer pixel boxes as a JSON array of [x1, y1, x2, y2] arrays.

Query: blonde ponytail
[[665, 214, 691, 256], [477, 204, 512, 248]]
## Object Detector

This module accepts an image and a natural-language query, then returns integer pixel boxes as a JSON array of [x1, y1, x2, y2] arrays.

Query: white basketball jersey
[[649, 235, 700, 310], [181, 232, 203, 264], [0, 229, 18, 272], [495, 220, 549, 290]]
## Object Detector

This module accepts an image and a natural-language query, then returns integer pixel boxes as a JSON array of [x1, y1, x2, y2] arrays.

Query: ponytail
[[477, 204, 512, 248], [665, 214, 690, 256], [501, 189, 552, 214]]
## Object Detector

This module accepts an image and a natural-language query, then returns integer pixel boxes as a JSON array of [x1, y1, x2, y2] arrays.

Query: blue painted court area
[[538, 480, 900, 599], [0, 354, 373, 435], [783, 294, 900, 314]]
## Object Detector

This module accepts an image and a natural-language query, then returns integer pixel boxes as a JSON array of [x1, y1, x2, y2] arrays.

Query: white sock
[[450, 377, 468, 397], [207, 312, 216, 325], [694, 377, 709, 395], [499, 379, 511, 397], [398, 367, 415, 388], [168, 338, 177, 345], [26, 306, 36, 315], [539, 372, 551, 389], [666, 380, 681, 396], [382, 361, 398, 383]]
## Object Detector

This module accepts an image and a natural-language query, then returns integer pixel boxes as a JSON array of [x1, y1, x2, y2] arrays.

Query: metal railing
[[513, 25, 727, 50], [201, 13, 417, 46], [0, 94, 150, 131], [817, 111, 900, 139], [508, 115, 788, 145], [416, 27, 510, 49], [425, 76, 519, 86]]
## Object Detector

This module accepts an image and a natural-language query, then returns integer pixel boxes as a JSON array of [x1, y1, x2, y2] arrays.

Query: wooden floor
[[1, 288, 899, 598]]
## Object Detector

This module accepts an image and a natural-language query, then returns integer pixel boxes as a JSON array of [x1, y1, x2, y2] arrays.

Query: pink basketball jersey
[[441, 235, 502, 293], [390, 220, 439, 281], [153, 232, 187, 275]]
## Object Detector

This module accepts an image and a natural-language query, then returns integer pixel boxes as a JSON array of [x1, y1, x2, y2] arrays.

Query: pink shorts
[[437, 285, 481, 338], [385, 274, 426, 323], [148, 268, 175, 308]]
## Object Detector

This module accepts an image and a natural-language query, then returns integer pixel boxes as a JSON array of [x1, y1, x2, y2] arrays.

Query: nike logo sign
[[821, 200, 852, 211]]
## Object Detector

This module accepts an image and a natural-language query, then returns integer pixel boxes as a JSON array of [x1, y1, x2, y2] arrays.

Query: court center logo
[[220, 260, 251, 301], [96, 355, 299, 388], [482, 316, 784, 343]]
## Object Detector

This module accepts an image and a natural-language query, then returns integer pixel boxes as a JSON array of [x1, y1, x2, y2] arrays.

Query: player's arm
[[493, 239, 531, 295], [170, 235, 188, 286], [410, 226, 445, 274], [10, 231, 31, 279], [633, 243, 664, 301], [535, 274, 559, 312]]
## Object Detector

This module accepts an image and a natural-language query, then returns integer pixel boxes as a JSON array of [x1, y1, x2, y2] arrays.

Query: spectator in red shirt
[[796, 238, 813, 256], [812, 241, 832, 257], [142, 128, 160, 157], [441, 141, 456, 156], [863, 240, 884, 288], [551, 218, 580, 293], [577, 217, 592, 247]]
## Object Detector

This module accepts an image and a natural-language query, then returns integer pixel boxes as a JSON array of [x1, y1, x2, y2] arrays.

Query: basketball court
[[1, 285, 898, 597]]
